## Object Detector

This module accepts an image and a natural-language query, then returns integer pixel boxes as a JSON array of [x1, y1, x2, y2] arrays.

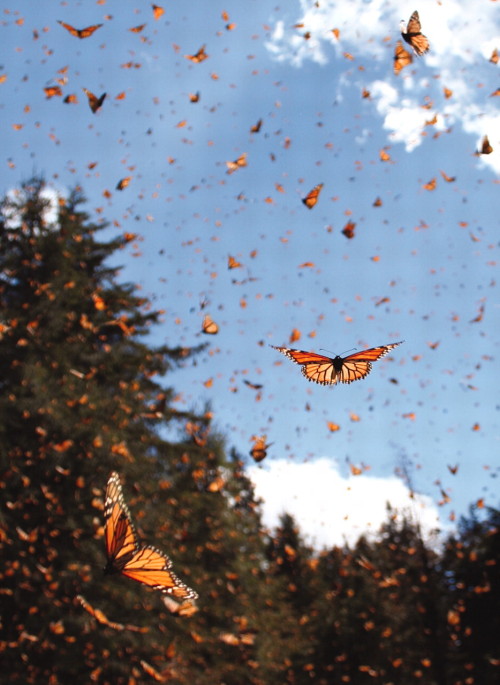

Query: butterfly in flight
[[250, 435, 273, 462], [476, 135, 493, 155], [271, 341, 404, 385], [400, 11, 429, 56], [58, 20, 103, 39], [393, 41, 413, 74], [104, 472, 198, 600], [226, 153, 247, 174], [83, 88, 106, 113], [302, 183, 323, 209], [185, 44, 208, 63], [201, 314, 219, 334]]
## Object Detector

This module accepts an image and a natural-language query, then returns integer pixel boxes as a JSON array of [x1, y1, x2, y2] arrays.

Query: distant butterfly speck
[[271, 342, 404, 385], [400, 11, 430, 57]]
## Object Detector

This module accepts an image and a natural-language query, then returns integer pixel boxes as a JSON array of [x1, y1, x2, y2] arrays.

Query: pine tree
[[0, 179, 274, 684], [443, 506, 500, 684]]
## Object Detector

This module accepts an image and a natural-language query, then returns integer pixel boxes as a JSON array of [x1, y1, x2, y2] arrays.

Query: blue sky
[[2, 0, 499, 547]]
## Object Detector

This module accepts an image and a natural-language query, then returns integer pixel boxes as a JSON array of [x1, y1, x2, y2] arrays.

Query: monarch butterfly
[[83, 88, 106, 113], [393, 41, 413, 74], [477, 135, 493, 155], [44, 86, 63, 99], [77, 595, 148, 633], [271, 341, 404, 385], [250, 118, 263, 133], [129, 23, 146, 33], [116, 176, 132, 191], [400, 11, 429, 56], [57, 20, 103, 39], [201, 314, 219, 335], [162, 595, 199, 617], [152, 4, 165, 20], [440, 170, 456, 183], [227, 255, 243, 269], [302, 183, 323, 209], [104, 472, 198, 600], [226, 153, 247, 174], [185, 45, 208, 63], [250, 435, 272, 462], [342, 220, 356, 239]]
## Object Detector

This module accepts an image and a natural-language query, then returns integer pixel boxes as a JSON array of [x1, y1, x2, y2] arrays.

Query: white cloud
[[248, 458, 447, 549], [2, 185, 62, 230], [265, 0, 500, 170]]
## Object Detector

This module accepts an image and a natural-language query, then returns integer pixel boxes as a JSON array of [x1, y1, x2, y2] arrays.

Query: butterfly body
[[104, 472, 198, 600], [400, 11, 429, 56], [272, 342, 404, 385]]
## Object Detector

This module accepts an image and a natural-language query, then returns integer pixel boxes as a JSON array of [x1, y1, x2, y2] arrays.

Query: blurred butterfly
[[116, 177, 132, 191], [58, 20, 103, 39], [83, 88, 106, 113], [342, 221, 356, 239], [104, 472, 198, 600], [226, 153, 247, 174], [152, 4, 165, 20], [162, 595, 199, 617], [400, 11, 429, 56], [250, 118, 263, 133], [201, 314, 219, 335], [227, 255, 243, 269], [302, 183, 323, 209], [393, 41, 413, 74], [185, 45, 208, 63], [440, 170, 456, 183], [129, 23, 146, 33], [477, 135, 493, 155], [140, 661, 165, 682], [271, 341, 404, 385], [44, 86, 63, 99], [77, 595, 148, 633], [250, 435, 273, 462]]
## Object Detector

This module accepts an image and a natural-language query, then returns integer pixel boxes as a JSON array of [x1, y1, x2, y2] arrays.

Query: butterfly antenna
[[320, 347, 357, 356]]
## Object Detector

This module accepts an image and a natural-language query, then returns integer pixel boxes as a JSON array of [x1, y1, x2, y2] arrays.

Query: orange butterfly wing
[[58, 21, 103, 39], [83, 88, 106, 113], [272, 346, 339, 385], [394, 41, 413, 75], [401, 11, 429, 56], [104, 472, 198, 600], [272, 342, 403, 386], [202, 314, 219, 334], [302, 183, 323, 209]]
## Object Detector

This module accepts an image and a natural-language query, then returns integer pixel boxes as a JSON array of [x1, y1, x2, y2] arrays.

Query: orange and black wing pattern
[[202, 314, 219, 334], [58, 21, 103, 39], [250, 435, 273, 462], [272, 342, 403, 386], [477, 135, 493, 155], [302, 183, 323, 209], [185, 44, 208, 63], [104, 472, 198, 600], [400, 11, 429, 56], [83, 89, 106, 113], [394, 41, 413, 74]]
